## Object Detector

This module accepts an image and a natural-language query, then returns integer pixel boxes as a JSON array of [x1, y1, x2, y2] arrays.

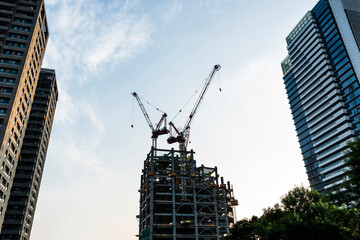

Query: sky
[[30, 0, 319, 239]]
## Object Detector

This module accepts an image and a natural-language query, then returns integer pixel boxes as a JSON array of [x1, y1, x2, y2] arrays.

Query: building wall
[[0, 0, 48, 230], [1, 68, 57, 240], [282, 0, 360, 191]]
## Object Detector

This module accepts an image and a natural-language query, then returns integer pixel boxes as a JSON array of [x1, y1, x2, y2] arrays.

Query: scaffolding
[[138, 148, 237, 240]]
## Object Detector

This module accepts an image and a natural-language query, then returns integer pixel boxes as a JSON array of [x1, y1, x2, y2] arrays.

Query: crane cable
[[171, 71, 223, 123], [131, 96, 135, 128], [171, 78, 205, 122], [138, 93, 166, 114], [218, 71, 222, 92]]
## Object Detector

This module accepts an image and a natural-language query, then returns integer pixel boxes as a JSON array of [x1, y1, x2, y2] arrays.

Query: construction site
[[133, 65, 238, 240]]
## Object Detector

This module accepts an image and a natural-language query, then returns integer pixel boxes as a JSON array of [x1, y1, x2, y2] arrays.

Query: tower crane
[[167, 64, 221, 151], [132, 92, 168, 148]]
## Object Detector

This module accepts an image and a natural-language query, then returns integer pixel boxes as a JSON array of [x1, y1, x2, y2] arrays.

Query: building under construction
[[137, 147, 237, 240], [134, 65, 237, 239]]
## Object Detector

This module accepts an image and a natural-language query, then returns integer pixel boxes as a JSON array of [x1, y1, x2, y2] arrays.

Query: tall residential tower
[[0, 0, 51, 233], [281, 0, 360, 191], [1, 69, 57, 240]]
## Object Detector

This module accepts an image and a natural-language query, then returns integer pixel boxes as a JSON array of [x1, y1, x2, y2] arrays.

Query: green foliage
[[227, 216, 258, 240], [227, 186, 360, 240], [326, 137, 360, 209]]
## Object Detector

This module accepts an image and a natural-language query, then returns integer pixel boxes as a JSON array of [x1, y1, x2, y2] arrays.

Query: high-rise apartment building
[[1, 68, 57, 240], [0, 0, 50, 231], [281, 0, 360, 191]]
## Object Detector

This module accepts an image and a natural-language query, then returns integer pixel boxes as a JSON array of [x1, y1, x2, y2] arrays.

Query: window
[[335, 57, 349, 71], [329, 40, 343, 54], [322, 19, 334, 32], [325, 29, 338, 43], [338, 63, 352, 79], [333, 51, 347, 65], [320, 13, 332, 27], [11, 60, 19, 66], [9, 69, 17, 75], [6, 79, 15, 84], [331, 45, 344, 59], [3, 88, 12, 94], [327, 34, 340, 48], [0, 98, 9, 104], [0, 109, 6, 115]]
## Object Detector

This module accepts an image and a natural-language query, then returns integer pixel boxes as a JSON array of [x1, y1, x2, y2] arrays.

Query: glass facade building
[[281, 0, 360, 191]]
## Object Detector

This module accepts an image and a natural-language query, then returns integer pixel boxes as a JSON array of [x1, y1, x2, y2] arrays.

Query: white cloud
[[200, 0, 227, 13], [41, 0, 152, 126], [43, 0, 152, 83], [162, 2, 183, 20], [86, 15, 151, 70]]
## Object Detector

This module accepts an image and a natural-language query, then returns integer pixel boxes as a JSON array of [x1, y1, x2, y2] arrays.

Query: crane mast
[[168, 64, 221, 151]]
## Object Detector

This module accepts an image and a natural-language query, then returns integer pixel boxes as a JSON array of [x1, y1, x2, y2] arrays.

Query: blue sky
[[30, 0, 318, 239]]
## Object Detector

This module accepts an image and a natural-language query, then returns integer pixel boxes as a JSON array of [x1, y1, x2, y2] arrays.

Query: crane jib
[[167, 64, 221, 150]]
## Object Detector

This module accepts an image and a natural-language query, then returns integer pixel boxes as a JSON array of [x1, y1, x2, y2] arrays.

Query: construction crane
[[132, 92, 168, 148], [167, 64, 221, 151]]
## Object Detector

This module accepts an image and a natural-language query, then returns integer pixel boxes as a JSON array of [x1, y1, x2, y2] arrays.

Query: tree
[[227, 186, 360, 240], [327, 138, 360, 209], [227, 216, 258, 240]]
